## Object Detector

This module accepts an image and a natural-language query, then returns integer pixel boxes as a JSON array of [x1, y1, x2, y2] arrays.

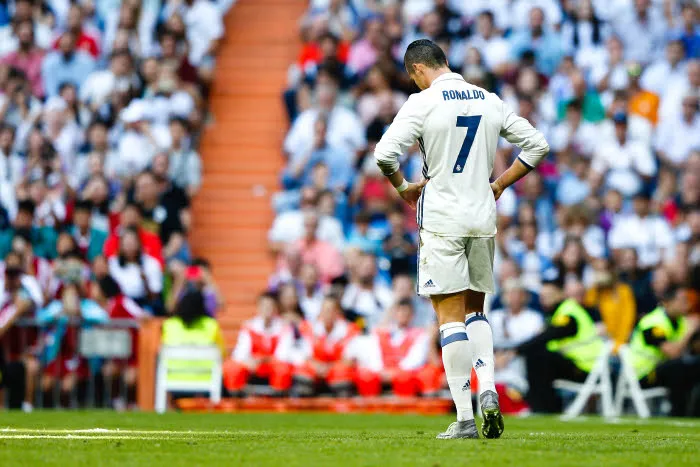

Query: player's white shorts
[[417, 229, 495, 297]]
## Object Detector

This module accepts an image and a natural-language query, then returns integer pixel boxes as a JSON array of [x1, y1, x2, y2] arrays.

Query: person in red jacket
[[353, 299, 442, 397], [273, 295, 357, 396], [103, 203, 164, 266], [223, 292, 285, 395]]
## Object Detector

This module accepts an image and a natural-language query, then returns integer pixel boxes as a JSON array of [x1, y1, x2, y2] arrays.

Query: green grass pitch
[[0, 411, 698, 466]]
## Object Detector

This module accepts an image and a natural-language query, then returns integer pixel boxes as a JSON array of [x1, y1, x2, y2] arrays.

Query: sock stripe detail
[[465, 313, 488, 327], [440, 332, 468, 347]]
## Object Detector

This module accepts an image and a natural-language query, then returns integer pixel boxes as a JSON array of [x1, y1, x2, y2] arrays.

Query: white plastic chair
[[614, 344, 669, 418], [553, 341, 615, 419], [155, 345, 222, 414]]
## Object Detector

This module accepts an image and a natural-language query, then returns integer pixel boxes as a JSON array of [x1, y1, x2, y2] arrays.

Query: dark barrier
[[1, 318, 141, 410]]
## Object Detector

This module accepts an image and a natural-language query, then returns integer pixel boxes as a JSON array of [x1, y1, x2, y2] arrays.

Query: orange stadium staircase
[[191, 0, 307, 346]]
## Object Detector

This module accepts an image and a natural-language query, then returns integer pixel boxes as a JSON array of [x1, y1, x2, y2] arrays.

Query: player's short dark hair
[[404, 39, 447, 73]]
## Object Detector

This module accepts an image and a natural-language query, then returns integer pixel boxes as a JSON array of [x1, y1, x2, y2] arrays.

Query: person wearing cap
[[489, 278, 545, 414], [626, 286, 700, 416], [590, 110, 656, 198], [508, 268, 604, 413]]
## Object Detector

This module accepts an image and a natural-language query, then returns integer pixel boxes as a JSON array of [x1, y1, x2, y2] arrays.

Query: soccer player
[[374, 39, 549, 439]]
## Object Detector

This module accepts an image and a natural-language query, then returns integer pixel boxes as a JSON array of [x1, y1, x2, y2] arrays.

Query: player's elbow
[[374, 152, 398, 176]]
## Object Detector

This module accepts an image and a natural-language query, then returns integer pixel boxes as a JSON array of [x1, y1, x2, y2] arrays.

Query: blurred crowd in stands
[[224, 0, 700, 414], [0, 0, 231, 410]]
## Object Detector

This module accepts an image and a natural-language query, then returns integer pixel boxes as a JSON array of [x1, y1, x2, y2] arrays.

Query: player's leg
[[464, 237, 503, 438], [418, 230, 478, 438], [432, 292, 478, 439]]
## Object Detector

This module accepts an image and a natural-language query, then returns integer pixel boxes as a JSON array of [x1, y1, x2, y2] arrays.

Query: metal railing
[[1, 318, 141, 410]]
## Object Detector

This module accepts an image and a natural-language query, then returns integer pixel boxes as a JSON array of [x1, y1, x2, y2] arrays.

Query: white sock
[[439, 322, 474, 422], [465, 312, 496, 397]]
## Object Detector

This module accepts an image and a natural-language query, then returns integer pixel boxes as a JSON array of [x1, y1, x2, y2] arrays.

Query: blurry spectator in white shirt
[[608, 191, 675, 269], [549, 100, 599, 157], [611, 0, 667, 65], [655, 94, 700, 169], [284, 82, 366, 162], [466, 10, 511, 74], [183, 0, 224, 67], [0, 124, 25, 210], [268, 187, 345, 252], [341, 252, 392, 330], [589, 36, 629, 107], [167, 117, 202, 197], [116, 100, 165, 178], [659, 59, 699, 124], [640, 39, 687, 98], [80, 50, 136, 112], [490, 278, 545, 394], [298, 262, 325, 322], [591, 112, 656, 197], [108, 228, 163, 306]]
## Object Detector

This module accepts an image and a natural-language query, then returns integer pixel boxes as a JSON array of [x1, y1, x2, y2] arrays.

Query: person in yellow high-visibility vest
[[506, 268, 605, 413], [628, 286, 700, 416], [161, 290, 226, 388]]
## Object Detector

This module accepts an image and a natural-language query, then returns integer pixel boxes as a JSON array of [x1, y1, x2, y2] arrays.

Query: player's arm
[[491, 102, 550, 200], [375, 95, 428, 209]]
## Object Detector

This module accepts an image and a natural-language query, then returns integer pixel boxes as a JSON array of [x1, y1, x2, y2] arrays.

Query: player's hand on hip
[[400, 179, 428, 210], [490, 181, 504, 201]]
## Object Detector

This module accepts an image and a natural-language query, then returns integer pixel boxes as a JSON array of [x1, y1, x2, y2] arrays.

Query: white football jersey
[[375, 73, 549, 237]]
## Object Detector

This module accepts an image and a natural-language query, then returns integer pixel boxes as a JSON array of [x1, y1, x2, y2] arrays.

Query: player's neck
[[425, 67, 453, 88]]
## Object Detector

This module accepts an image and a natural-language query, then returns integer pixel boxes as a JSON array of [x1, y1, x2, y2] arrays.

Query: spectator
[[182, 0, 224, 72], [490, 278, 545, 414], [117, 100, 163, 177], [608, 191, 675, 269], [611, 0, 667, 64], [556, 70, 605, 123], [584, 257, 636, 349], [268, 187, 345, 252], [510, 7, 563, 76], [92, 274, 148, 409], [341, 252, 392, 329], [628, 286, 700, 417], [107, 227, 163, 312], [223, 292, 286, 396], [641, 39, 688, 99], [382, 207, 417, 278], [80, 50, 135, 112], [654, 94, 700, 170], [1, 19, 45, 98], [52, 4, 100, 59], [0, 200, 57, 259], [0, 0, 52, 55], [0, 123, 24, 217], [273, 295, 358, 397], [590, 112, 656, 197], [0, 68, 43, 154], [41, 31, 96, 98], [346, 15, 386, 76], [297, 263, 324, 322], [167, 117, 202, 197], [626, 62, 660, 126], [285, 210, 344, 285], [161, 290, 226, 393], [134, 169, 188, 261], [352, 298, 441, 397], [465, 10, 511, 75], [511, 223, 554, 292], [70, 199, 107, 262], [36, 273, 108, 408]]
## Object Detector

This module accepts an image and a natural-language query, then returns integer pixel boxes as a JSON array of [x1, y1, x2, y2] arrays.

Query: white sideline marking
[[0, 428, 266, 440]]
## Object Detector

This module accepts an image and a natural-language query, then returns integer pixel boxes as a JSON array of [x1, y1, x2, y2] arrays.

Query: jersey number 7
[[452, 115, 482, 173]]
